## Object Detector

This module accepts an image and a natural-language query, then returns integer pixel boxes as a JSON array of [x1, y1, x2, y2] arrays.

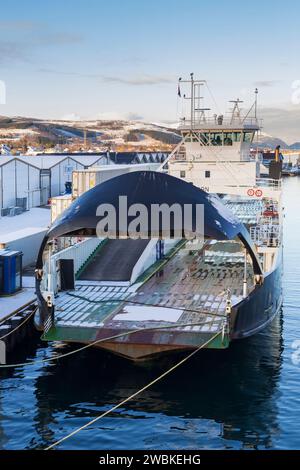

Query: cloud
[[38, 67, 92, 77], [38, 68, 174, 86], [0, 20, 41, 31], [125, 112, 144, 120], [254, 80, 282, 88], [35, 32, 84, 46], [60, 113, 82, 121], [0, 32, 83, 65], [0, 41, 28, 63], [94, 111, 144, 121], [100, 75, 174, 86]]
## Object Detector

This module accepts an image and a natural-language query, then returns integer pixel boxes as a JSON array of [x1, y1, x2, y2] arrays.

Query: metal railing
[[256, 178, 282, 189], [250, 224, 281, 247], [178, 116, 260, 130], [52, 238, 102, 276]]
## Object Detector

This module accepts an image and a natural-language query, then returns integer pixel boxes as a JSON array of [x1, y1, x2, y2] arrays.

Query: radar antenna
[[229, 98, 243, 125]]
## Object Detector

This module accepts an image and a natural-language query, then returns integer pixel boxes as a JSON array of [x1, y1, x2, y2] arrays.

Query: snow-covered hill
[[0, 116, 181, 152]]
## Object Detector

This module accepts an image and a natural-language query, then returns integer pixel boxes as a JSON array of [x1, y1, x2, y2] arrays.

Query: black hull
[[232, 248, 283, 339]]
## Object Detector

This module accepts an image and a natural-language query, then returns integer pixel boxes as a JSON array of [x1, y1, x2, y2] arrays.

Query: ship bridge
[[165, 77, 268, 195]]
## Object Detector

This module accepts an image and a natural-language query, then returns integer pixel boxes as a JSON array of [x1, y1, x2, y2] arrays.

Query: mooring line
[[0, 320, 223, 369], [0, 308, 37, 341], [45, 330, 221, 450]]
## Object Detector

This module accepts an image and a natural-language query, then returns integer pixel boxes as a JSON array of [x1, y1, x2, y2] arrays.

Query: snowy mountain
[[255, 131, 289, 149], [0, 116, 181, 153], [0, 116, 298, 152]]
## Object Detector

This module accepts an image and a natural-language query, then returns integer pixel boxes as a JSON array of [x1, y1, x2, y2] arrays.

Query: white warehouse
[[0, 151, 169, 215], [0, 153, 108, 213]]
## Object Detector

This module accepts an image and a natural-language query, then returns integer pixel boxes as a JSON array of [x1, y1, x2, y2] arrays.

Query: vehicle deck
[[47, 242, 253, 340], [78, 239, 149, 282]]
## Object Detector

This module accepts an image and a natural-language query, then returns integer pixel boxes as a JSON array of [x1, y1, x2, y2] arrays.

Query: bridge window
[[233, 132, 242, 142], [223, 132, 233, 146], [243, 132, 254, 143], [200, 133, 209, 144], [210, 133, 222, 146]]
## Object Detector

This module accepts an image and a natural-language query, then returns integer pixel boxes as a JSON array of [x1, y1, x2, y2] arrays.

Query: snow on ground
[[0, 207, 50, 238], [0, 128, 38, 136], [0, 209, 50, 320], [0, 285, 36, 320]]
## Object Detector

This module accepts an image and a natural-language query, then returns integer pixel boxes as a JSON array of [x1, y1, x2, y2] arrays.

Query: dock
[[0, 276, 37, 359]]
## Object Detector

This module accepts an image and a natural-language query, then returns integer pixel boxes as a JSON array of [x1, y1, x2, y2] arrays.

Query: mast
[[180, 74, 207, 128], [229, 98, 243, 125], [254, 88, 258, 120], [190, 72, 194, 128]]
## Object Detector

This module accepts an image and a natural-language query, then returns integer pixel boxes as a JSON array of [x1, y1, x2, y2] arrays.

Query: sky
[[0, 0, 300, 142]]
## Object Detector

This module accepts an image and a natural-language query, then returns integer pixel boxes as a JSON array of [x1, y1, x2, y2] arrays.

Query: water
[[0, 177, 300, 450]]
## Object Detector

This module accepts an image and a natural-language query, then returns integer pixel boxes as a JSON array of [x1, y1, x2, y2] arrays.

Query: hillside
[[0, 116, 298, 153], [255, 132, 289, 149], [0, 116, 181, 153]]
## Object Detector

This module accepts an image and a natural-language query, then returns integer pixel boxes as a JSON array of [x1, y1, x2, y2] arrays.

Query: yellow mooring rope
[[45, 330, 221, 450]]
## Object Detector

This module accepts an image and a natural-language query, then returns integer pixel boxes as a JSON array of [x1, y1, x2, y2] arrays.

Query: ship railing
[[52, 238, 102, 276], [250, 224, 281, 247], [44, 311, 54, 333], [178, 116, 259, 130], [256, 178, 282, 190], [45, 238, 103, 295]]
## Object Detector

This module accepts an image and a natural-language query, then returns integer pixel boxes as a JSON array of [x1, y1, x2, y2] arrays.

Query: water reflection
[[27, 310, 283, 449]]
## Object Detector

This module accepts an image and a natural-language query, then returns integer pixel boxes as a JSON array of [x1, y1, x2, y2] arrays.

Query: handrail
[[256, 178, 282, 189], [178, 116, 259, 129], [250, 224, 281, 247]]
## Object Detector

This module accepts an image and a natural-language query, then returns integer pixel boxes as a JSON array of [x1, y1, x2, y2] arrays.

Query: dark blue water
[[0, 177, 300, 450]]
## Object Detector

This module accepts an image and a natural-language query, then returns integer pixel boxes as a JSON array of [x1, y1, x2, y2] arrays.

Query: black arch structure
[[36, 171, 262, 275]]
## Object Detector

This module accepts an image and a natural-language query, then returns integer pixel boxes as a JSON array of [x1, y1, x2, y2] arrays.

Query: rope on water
[[45, 330, 221, 450]]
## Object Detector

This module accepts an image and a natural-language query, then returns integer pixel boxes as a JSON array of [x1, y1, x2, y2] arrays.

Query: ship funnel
[[269, 146, 282, 180]]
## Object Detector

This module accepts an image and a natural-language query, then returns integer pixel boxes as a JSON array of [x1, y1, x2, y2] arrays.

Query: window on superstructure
[[180, 171, 186, 178], [243, 132, 254, 143], [205, 170, 211, 178], [223, 132, 233, 146], [200, 133, 209, 144], [211, 133, 222, 146], [233, 132, 242, 142]]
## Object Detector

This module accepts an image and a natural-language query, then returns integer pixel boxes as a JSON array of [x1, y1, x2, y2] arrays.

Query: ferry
[[35, 76, 283, 360]]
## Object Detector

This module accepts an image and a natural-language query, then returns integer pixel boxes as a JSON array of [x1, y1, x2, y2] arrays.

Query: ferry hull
[[232, 249, 283, 339], [39, 249, 282, 362]]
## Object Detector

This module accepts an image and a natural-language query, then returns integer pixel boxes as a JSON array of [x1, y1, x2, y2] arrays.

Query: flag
[[177, 84, 181, 97]]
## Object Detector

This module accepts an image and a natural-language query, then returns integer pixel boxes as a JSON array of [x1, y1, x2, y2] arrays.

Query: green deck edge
[[43, 325, 98, 342], [43, 326, 230, 349]]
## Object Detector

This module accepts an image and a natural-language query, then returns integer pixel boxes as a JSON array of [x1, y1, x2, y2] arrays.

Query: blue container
[[0, 249, 23, 295]]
